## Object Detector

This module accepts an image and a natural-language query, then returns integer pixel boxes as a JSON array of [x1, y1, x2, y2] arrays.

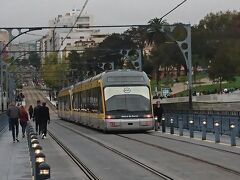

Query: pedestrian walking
[[153, 101, 164, 131], [28, 105, 33, 120], [33, 100, 41, 135], [7, 102, 20, 143], [39, 102, 50, 139], [19, 106, 29, 138]]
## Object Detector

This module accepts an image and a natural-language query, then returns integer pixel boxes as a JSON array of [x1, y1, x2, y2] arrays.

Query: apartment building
[[37, 9, 107, 63]]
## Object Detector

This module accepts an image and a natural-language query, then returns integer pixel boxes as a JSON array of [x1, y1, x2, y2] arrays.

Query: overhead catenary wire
[[4, 0, 188, 52], [59, 0, 89, 48], [160, 0, 188, 21], [6, 48, 130, 54]]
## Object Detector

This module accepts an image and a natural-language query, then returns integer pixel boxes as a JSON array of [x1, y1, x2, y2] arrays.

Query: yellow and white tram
[[58, 70, 154, 132]]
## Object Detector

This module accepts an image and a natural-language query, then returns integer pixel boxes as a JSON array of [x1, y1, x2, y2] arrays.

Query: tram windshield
[[104, 86, 151, 116]]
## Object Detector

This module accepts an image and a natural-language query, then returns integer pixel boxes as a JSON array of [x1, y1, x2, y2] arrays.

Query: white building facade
[[37, 9, 107, 63], [0, 30, 9, 44], [8, 43, 36, 62]]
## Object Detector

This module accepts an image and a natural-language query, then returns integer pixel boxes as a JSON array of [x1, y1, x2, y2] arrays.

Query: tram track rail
[[29, 87, 240, 178], [33, 85, 240, 155], [48, 131, 101, 180], [25, 87, 101, 180], [36, 86, 240, 156], [116, 134, 240, 176], [28, 88, 173, 180], [56, 121, 174, 180]]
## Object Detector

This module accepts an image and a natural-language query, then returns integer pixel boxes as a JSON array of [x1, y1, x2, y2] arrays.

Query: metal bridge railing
[[163, 110, 240, 137]]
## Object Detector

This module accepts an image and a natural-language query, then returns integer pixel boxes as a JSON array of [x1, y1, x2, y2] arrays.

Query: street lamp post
[[155, 0, 192, 109], [0, 28, 42, 110]]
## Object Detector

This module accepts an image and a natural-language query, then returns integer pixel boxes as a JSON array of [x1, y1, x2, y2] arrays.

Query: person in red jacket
[[19, 106, 29, 138]]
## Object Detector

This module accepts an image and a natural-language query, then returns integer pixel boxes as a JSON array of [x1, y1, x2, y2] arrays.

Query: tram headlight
[[230, 124, 235, 129], [106, 115, 115, 119], [144, 114, 153, 118], [154, 116, 158, 120]]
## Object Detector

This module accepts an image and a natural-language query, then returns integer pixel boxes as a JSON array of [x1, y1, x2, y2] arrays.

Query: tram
[[58, 69, 154, 132]]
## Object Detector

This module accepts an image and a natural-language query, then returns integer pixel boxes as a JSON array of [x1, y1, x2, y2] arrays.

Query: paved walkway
[[0, 115, 31, 180], [171, 78, 213, 94]]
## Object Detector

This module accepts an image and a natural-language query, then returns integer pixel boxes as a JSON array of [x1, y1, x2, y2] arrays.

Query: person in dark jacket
[[7, 102, 20, 142], [33, 100, 41, 135], [39, 102, 50, 139], [19, 106, 29, 138], [153, 101, 164, 131], [28, 105, 33, 120]]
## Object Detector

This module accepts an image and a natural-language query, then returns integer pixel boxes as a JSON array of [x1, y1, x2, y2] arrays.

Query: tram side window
[[88, 89, 93, 111], [78, 92, 81, 111], [64, 96, 70, 111], [98, 88, 103, 113], [63, 97, 66, 111], [89, 88, 96, 112], [59, 97, 63, 110], [89, 87, 103, 113], [81, 91, 87, 111], [61, 97, 64, 111], [86, 89, 91, 112], [73, 93, 79, 111]]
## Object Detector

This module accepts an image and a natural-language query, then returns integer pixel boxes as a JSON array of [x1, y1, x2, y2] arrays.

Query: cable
[[6, 50, 84, 53], [6, 48, 131, 53], [59, 0, 89, 48], [25, 32, 45, 37], [160, 0, 188, 21]]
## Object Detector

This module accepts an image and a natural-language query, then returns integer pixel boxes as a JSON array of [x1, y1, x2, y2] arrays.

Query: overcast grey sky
[[1, 0, 240, 26], [1, 0, 240, 42]]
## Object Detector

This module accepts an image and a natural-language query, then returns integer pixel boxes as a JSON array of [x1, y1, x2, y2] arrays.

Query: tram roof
[[58, 86, 73, 96], [101, 69, 149, 86], [78, 69, 149, 85], [59, 69, 150, 96]]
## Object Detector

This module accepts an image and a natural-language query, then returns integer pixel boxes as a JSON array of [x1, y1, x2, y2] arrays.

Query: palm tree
[[147, 18, 169, 47], [146, 18, 170, 90]]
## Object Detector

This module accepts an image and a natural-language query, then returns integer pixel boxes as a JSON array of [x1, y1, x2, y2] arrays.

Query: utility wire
[[5, 0, 188, 48], [160, 0, 188, 21], [6, 48, 127, 53], [59, 0, 89, 48], [25, 32, 45, 37]]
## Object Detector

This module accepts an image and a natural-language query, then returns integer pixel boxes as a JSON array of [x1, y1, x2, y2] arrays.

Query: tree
[[208, 46, 237, 92], [146, 18, 169, 47], [142, 57, 154, 77], [28, 52, 41, 70], [68, 50, 86, 82], [192, 11, 240, 87], [194, 11, 240, 58], [149, 46, 168, 89], [41, 53, 68, 90], [97, 33, 136, 69], [145, 18, 171, 89], [124, 26, 147, 65]]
